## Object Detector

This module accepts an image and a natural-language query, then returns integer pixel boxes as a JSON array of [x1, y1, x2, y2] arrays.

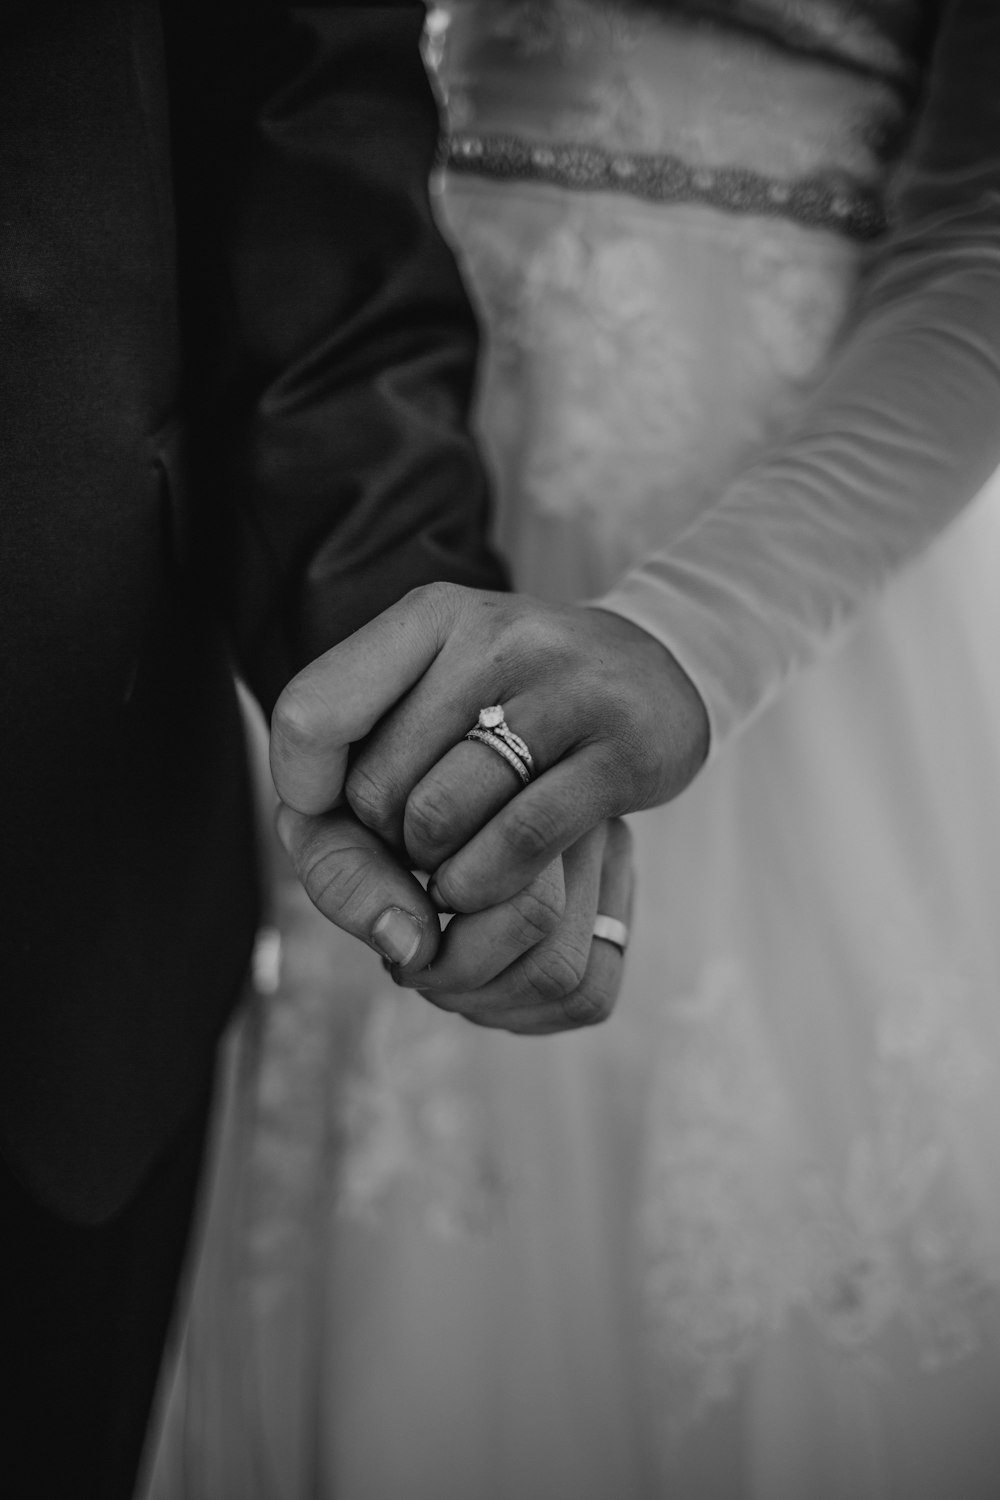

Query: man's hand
[[271, 581, 707, 892]]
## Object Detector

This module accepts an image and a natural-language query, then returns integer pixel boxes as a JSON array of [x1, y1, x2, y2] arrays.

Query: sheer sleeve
[[592, 0, 1000, 756]]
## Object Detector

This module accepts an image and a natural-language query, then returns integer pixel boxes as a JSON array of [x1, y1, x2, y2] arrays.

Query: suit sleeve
[[593, 0, 1000, 756], [166, 0, 506, 713]]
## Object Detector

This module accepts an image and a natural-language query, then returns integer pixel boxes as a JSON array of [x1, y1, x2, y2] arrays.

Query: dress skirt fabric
[[145, 4, 1000, 1495]]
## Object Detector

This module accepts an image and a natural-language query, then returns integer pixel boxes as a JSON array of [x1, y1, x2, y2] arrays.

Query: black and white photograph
[[3, 2, 1000, 1497]]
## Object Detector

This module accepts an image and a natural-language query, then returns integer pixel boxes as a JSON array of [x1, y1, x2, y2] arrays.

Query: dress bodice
[[430, 0, 941, 240], [435, 1, 936, 80]]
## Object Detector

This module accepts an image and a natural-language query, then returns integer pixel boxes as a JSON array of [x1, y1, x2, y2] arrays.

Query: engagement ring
[[465, 705, 535, 785]]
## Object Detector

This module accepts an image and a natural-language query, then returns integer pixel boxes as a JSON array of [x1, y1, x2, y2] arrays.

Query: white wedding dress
[[145, 3, 1000, 1497]]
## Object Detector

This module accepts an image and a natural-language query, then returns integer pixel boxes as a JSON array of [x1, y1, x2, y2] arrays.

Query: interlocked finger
[[398, 819, 633, 1035], [560, 815, 634, 1026], [361, 691, 552, 873], [516, 817, 634, 1033], [427, 745, 623, 915], [386, 857, 567, 996], [403, 705, 545, 876]]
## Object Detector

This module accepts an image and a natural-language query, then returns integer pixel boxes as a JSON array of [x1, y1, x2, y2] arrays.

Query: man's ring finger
[[592, 914, 629, 954]]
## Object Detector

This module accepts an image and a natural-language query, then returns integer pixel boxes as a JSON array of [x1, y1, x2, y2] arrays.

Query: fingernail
[[371, 907, 423, 967]]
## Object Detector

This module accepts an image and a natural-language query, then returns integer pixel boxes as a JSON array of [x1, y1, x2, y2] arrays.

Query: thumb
[[275, 803, 442, 971]]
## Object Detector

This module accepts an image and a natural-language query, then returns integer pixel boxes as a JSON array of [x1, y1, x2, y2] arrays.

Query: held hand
[[271, 582, 709, 914], [276, 807, 634, 1033]]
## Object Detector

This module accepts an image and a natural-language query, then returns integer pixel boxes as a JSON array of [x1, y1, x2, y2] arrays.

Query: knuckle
[[404, 779, 462, 860], [406, 579, 463, 628], [520, 939, 588, 1004], [430, 867, 467, 913], [493, 614, 574, 685], [510, 873, 565, 946], [345, 762, 399, 839], [501, 797, 565, 867], [560, 974, 615, 1028]]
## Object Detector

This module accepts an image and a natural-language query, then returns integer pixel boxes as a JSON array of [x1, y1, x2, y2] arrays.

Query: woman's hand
[[273, 582, 707, 892], [270, 582, 709, 1029]]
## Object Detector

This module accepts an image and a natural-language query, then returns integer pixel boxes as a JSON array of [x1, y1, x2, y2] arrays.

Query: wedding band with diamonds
[[464, 705, 535, 784], [471, 705, 534, 773], [592, 914, 629, 954], [465, 728, 532, 786]]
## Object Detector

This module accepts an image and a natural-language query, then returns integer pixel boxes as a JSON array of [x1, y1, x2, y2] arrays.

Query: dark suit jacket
[[0, 0, 503, 1223]]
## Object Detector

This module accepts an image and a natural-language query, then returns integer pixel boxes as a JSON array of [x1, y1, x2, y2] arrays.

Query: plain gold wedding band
[[592, 914, 629, 954]]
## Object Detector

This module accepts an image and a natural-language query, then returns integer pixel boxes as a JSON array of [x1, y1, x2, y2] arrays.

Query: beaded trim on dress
[[445, 130, 888, 241]]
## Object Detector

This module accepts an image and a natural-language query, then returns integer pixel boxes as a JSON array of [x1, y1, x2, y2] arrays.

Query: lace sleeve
[[593, 0, 1000, 755]]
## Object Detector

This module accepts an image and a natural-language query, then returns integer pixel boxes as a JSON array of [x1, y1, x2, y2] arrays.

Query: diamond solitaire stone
[[479, 706, 504, 729]]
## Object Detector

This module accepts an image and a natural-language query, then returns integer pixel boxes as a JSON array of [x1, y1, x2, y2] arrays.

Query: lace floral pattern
[[435, 0, 933, 75], [442, 188, 855, 563], [427, 30, 1000, 1419], [335, 991, 508, 1238], [640, 934, 1000, 1435], [243, 0, 992, 1406], [431, 0, 931, 215], [690, 0, 933, 77], [241, 878, 506, 1292]]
